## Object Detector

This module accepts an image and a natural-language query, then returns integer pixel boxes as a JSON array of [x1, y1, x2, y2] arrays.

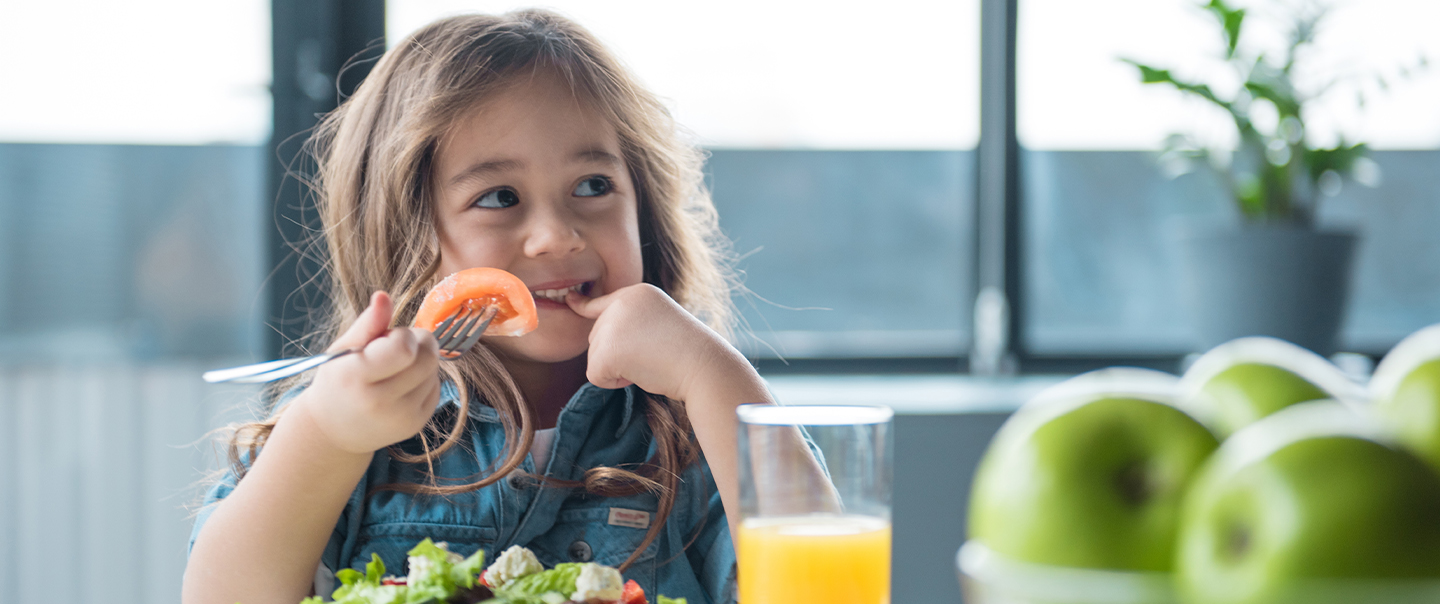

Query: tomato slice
[[413, 268, 539, 351], [621, 579, 645, 604]]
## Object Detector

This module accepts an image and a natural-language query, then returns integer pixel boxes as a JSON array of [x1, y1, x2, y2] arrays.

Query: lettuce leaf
[[493, 563, 582, 601], [332, 583, 406, 604], [330, 553, 388, 602], [657, 596, 688, 604], [319, 543, 486, 604], [403, 539, 486, 603]]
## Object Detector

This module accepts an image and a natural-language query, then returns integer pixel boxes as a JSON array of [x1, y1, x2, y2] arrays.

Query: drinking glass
[[736, 404, 894, 604]]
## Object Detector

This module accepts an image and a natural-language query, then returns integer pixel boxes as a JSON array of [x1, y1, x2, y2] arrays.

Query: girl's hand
[[570, 284, 773, 544], [290, 291, 442, 455], [567, 283, 745, 402]]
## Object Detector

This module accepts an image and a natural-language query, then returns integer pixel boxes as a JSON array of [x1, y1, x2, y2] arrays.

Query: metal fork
[[202, 304, 499, 383]]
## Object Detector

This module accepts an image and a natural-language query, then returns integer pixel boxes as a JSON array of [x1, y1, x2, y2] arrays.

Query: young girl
[[184, 10, 796, 604]]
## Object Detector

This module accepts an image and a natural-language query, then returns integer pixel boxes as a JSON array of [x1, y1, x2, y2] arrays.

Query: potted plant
[[1125, 0, 1379, 356]]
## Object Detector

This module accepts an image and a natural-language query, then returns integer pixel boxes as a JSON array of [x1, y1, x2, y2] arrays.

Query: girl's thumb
[[331, 291, 394, 351]]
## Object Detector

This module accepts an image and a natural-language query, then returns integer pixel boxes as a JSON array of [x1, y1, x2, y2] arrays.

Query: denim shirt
[[190, 382, 737, 604]]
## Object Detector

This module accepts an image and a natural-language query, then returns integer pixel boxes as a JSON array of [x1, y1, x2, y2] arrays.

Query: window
[[0, 0, 270, 360], [388, 1, 982, 362], [1017, 0, 1440, 356], [0, 3, 271, 603]]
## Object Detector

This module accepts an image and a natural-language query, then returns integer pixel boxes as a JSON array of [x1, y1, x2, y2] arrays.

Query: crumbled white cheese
[[484, 544, 544, 588], [571, 563, 623, 602], [406, 541, 464, 584], [407, 554, 436, 583]]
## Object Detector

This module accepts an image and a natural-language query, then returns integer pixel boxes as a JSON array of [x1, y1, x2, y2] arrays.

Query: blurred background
[[0, 0, 1435, 602]]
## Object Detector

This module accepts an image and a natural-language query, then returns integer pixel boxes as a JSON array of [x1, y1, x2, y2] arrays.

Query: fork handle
[[202, 348, 359, 384]]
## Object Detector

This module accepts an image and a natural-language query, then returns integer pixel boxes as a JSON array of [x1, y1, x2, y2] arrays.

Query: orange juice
[[738, 515, 891, 604]]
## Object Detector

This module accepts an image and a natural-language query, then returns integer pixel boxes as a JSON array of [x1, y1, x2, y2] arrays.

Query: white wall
[[0, 363, 259, 604]]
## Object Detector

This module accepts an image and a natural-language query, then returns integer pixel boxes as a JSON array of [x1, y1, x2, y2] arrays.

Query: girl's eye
[[475, 188, 520, 209], [573, 176, 612, 197]]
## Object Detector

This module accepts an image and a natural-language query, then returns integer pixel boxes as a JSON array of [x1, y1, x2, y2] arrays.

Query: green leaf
[[657, 597, 689, 604], [404, 582, 449, 604], [1244, 80, 1300, 117], [331, 554, 390, 602], [1205, 0, 1245, 58], [1130, 62, 1174, 84], [1236, 173, 1264, 220], [481, 594, 549, 604], [401, 540, 488, 603], [336, 568, 364, 587], [333, 584, 407, 604], [1121, 59, 1229, 111], [366, 553, 386, 585], [1304, 142, 1369, 183], [497, 564, 584, 600], [405, 539, 450, 570], [450, 548, 487, 590]]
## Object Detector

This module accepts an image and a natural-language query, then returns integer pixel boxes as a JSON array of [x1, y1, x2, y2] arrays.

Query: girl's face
[[431, 70, 643, 365]]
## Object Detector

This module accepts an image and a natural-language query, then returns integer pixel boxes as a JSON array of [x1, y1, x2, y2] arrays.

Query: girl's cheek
[[439, 233, 519, 274]]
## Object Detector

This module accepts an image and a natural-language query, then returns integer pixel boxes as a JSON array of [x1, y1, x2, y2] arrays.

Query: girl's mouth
[[530, 281, 594, 304]]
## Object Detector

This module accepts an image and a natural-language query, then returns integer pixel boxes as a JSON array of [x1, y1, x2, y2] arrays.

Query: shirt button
[[568, 540, 593, 562], [507, 474, 527, 489]]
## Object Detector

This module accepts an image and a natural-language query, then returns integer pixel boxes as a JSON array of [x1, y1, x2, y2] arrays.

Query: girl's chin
[[490, 320, 591, 364], [512, 342, 588, 364], [486, 337, 587, 365]]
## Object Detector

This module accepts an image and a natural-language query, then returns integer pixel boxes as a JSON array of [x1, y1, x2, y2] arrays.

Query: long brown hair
[[228, 9, 738, 571]]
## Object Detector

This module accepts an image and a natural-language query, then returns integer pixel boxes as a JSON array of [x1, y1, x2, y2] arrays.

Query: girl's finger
[[584, 354, 633, 390], [360, 325, 422, 383], [565, 288, 613, 319], [407, 377, 443, 417], [586, 371, 633, 390], [372, 335, 439, 394], [397, 373, 441, 415], [330, 291, 395, 352]]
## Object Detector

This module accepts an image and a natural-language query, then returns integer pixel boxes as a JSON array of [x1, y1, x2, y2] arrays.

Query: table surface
[[765, 374, 1066, 414]]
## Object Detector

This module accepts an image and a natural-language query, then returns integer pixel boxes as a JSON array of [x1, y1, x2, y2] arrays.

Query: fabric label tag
[[608, 507, 651, 530]]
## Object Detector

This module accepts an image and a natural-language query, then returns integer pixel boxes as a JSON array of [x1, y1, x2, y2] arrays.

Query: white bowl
[[956, 540, 1178, 604]]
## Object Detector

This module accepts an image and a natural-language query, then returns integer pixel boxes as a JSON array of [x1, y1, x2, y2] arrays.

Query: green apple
[[1194, 363, 1326, 438], [1176, 402, 1440, 604], [969, 368, 1219, 572], [1372, 324, 1440, 472], [1179, 337, 1361, 438]]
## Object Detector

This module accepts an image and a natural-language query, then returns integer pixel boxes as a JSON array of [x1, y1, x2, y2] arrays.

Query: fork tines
[[435, 304, 498, 358]]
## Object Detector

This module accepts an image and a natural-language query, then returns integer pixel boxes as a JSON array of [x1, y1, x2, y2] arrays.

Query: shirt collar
[[440, 379, 643, 434]]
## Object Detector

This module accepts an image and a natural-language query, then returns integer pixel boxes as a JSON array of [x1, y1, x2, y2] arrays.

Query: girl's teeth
[[533, 283, 586, 302]]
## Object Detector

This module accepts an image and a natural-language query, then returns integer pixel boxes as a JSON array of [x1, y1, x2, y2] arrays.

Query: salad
[[300, 539, 686, 604]]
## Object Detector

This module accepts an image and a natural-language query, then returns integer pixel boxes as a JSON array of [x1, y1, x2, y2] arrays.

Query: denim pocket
[[528, 498, 661, 586]]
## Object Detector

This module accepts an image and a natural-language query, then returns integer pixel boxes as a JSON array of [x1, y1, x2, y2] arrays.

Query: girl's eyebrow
[[573, 148, 623, 167], [447, 149, 621, 188], [448, 158, 521, 187]]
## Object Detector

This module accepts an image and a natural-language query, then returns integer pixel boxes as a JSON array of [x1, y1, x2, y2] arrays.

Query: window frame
[[266, 0, 1193, 375]]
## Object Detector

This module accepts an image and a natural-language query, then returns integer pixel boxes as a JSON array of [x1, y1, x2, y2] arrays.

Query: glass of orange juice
[[736, 405, 893, 604]]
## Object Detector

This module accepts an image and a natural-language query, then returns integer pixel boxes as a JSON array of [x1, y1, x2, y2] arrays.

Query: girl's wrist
[[279, 392, 380, 463], [678, 342, 772, 409]]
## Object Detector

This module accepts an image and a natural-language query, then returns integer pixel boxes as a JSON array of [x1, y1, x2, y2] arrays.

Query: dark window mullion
[[267, 0, 385, 359], [973, 0, 1022, 375]]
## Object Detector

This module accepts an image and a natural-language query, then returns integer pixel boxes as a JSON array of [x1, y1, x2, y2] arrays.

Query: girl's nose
[[521, 205, 585, 258]]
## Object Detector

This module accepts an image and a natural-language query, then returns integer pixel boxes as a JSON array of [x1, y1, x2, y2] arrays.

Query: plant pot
[[1173, 225, 1357, 356]]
